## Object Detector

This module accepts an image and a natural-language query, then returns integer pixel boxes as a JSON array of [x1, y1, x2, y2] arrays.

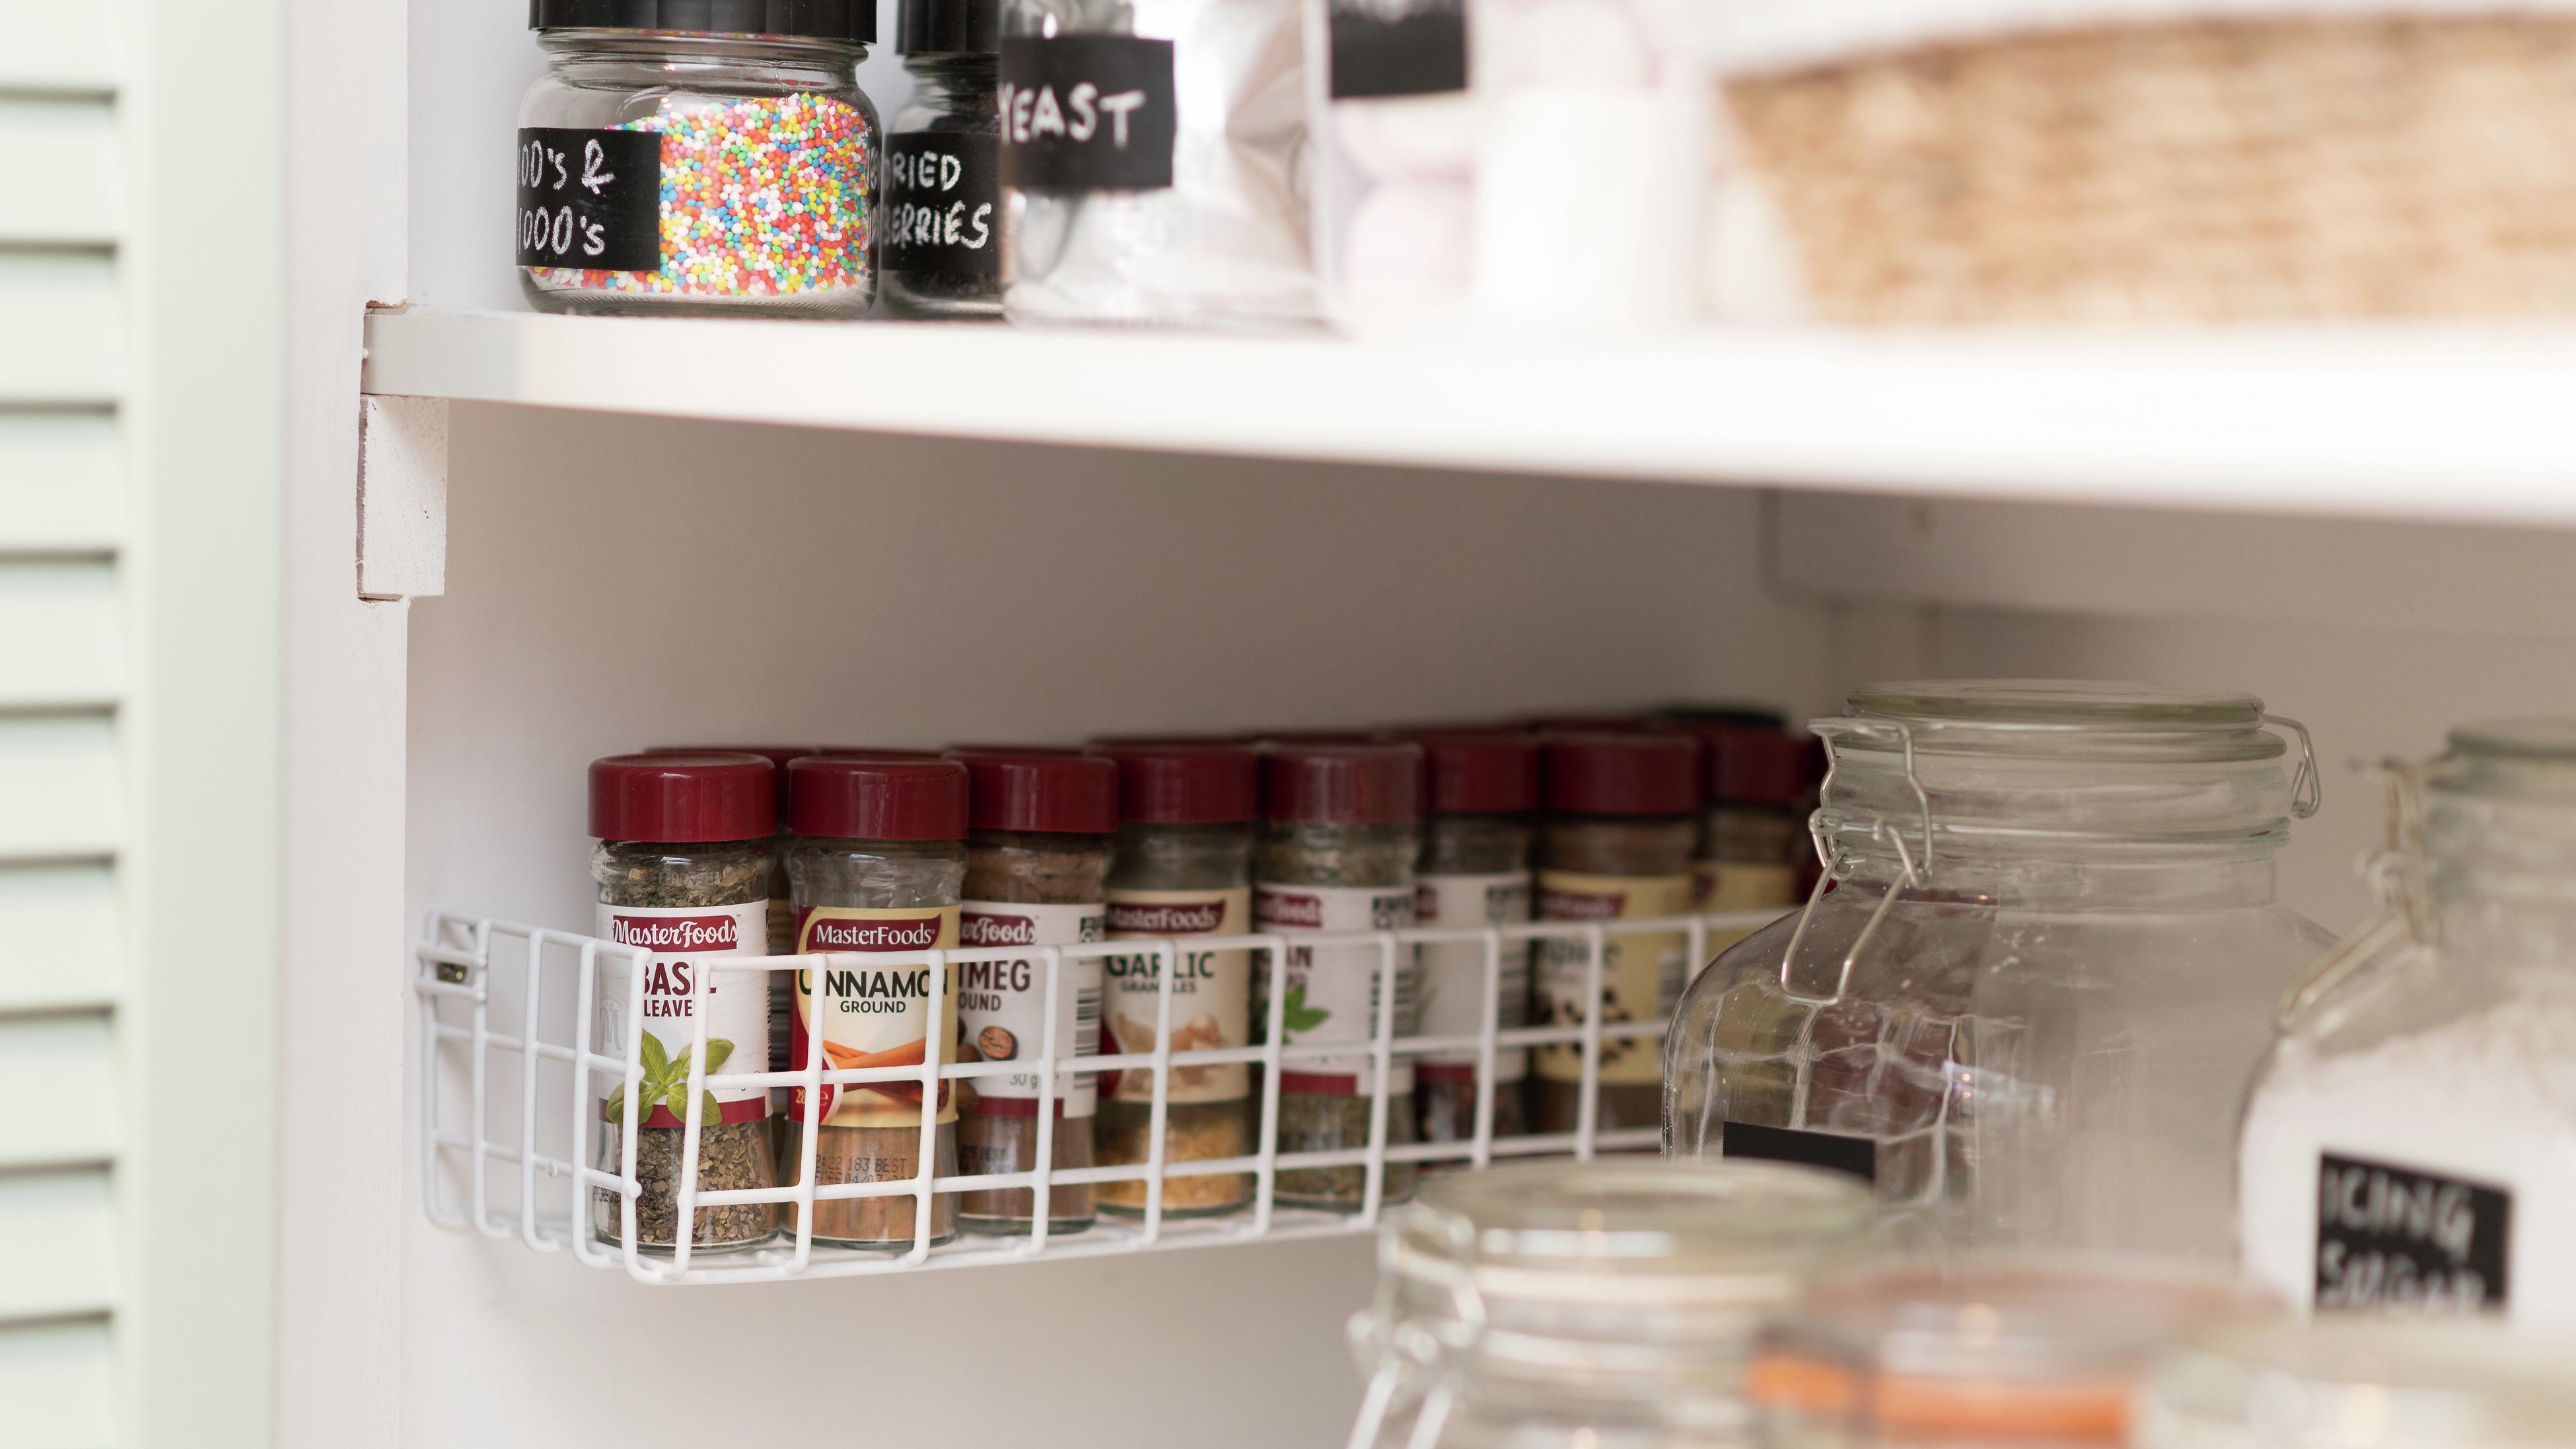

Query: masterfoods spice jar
[[948, 748, 1114, 1235], [883, 0, 1005, 315], [783, 756, 969, 1248], [1404, 730, 1538, 1154], [589, 752, 782, 1254], [1092, 743, 1262, 1218], [1257, 741, 1425, 1211], [1532, 730, 1699, 1135]]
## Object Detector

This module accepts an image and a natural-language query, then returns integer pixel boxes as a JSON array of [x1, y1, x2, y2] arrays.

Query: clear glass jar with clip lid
[[2134, 1319, 2576, 1449], [1664, 680, 2331, 1258], [2241, 719, 2576, 1326], [1346, 1159, 1883, 1449]]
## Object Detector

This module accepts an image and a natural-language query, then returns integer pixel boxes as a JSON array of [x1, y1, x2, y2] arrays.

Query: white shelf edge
[[363, 306, 2576, 523]]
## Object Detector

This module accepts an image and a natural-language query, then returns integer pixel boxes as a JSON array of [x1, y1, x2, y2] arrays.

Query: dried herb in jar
[[1402, 731, 1538, 1156]]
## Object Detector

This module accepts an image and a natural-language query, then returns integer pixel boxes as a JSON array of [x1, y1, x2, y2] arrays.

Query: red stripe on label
[[608, 1096, 772, 1127], [1279, 1071, 1365, 1095]]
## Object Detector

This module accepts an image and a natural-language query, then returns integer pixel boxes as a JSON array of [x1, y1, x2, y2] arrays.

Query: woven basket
[[1720, 15, 2576, 322]]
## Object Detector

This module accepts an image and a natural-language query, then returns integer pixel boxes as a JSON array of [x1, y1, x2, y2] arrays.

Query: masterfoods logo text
[[960, 912, 1036, 947], [804, 915, 944, 950], [1537, 888, 1626, 921], [1106, 900, 1225, 934], [608, 913, 741, 951], [1254, 890, 1324, 929]]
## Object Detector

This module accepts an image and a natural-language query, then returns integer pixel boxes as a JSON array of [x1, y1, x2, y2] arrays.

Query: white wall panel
[[0, 715, 118, 859], [0, 100, 118, 244], [0, 1170, 116, 1319], [0, 253, 120, 403], [0, 1013, 118, 1168], [0, 1316, 114, 1448], [0, 413, 122, 552], [0, 562, 124, 707], [0, 865, 120, 1013]]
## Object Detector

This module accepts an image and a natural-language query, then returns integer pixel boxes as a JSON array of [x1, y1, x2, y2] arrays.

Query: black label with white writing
[[1329, 0, 1468, 99], [1723, 1120, 1878, 1185], [2316, 1152, 2511, 1314], [515, 127, 661, 272], [883, 131, 1003, 275], [997, 35, 1177, 194]]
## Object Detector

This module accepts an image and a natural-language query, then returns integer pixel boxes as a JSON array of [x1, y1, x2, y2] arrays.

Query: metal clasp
[[2266, 714, 2324, 820], [2274, 755, 2431, 1028], [1779, 721, 1935, 1007]]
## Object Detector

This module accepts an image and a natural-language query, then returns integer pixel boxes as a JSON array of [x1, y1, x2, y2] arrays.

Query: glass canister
[[1666, 680, 2331, 1258], [2241, 720, 2576, 1326], [2134, 1319, 2576, 1449], [1406, 730, 1540, 1154], [517, 1, 880, 316], [883, 0, 1005, 315], [1347, 1159, 1882, 1449]]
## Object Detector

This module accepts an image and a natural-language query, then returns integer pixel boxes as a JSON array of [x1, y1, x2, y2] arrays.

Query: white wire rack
[[416, 905, 1789, 1285]]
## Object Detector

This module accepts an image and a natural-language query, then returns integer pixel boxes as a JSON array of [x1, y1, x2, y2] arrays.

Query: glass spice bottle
[[948, 749, 1114, 1235], [1091, 744, 1260, 1219], [1404, 730, 1538, 1156], [782, 756, 970, 1249], [1256, 741, 1424, 1211], [588, 752, 782, 1254], [1532, 731, 1700, 1137], [882, 0, 1004, 315], [1685, 725, 1808, 915]]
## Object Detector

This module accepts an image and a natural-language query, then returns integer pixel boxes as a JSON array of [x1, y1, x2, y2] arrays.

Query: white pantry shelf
[[362, 306, 2576, 523]]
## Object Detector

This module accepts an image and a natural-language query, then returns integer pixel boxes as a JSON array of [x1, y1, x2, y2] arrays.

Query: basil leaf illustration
[[700, 1038, 733, 1073], [665, 1080, 692, 1121], [702, 1092, 723, 1128], [638, 1032, 670, 1078], [603, 1085, 625, 1123]]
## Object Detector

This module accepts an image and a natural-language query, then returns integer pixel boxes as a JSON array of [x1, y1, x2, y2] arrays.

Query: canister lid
[[590, 752, 776, 842], [1092, 743, 1260, 826], [2447, 717, 2576, 763], [1262, 742, 1423, 824], [1843, 680, 2283, 762], [1544, 731, 1699, 818], [1406, 730, 1541, 815], [948, 749, 1116, 835], [2137, 1319, 2576, 1448], [896, 0, 997, 53], [787, 756, 968, 840], [529, 0, 875, 43]]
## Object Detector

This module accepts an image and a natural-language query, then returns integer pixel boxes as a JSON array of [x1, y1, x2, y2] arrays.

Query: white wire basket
[[415, 905, 1788, 1285]]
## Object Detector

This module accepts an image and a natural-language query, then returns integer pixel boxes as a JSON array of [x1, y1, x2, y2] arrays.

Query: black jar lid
[[530, 0, 875, 43], [897, 0, 998, 53]]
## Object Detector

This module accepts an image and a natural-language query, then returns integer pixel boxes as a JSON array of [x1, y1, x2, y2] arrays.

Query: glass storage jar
[[1666, 681, 2330, 1259], [1091, 743, 1262, 1218], [1406, 731, 1539, 1154], [2134, 1320, 2576, 1449], [517, 1, 880, 316], [2240, 720, 2576, 1326], [589, 752, 783, 1254], [782, 756, 968, 1249], [882, 0, 1005, 315], [1347, 1159, 1882, 1449]]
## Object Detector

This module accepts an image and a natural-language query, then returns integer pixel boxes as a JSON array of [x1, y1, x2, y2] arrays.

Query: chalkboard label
[[998, 35, 1178, 194], [884, 132, 1002, 275], [1329, 0, 1468, 100], [515, 128, 661, 273], [1723, 1120, 1877, 1185], [2316, 1152, 2511, 1314]]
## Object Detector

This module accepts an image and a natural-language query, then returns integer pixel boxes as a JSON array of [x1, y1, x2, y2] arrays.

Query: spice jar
[[588, 752, 781, 1254], [782, 756, 968, 1249], [883, 0, 1004, 316], [1532, 730, 1700, 1136], [1686, 723, 1808, 922], [2135, 1320, 2576, 1449], [1405, 731, 1538, 1155], [1668, 681, 2331, 1258], [1255, 742, 1423, 1212], [1750, 1259, 2276, 1449], [2240, 719, 2576, 1325], [517, 0, 880, 316], [1348, 1160, 1882, 1449], [998, 0, 1318, 326], [1092, 743, 1261, 1219], [949, 749, 1114, 1236]]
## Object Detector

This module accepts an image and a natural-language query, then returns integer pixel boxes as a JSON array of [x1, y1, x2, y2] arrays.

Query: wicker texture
[[1727, 17, 2576, 322]]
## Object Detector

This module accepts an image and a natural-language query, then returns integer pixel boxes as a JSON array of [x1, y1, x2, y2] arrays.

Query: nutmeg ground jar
[[782, 756, 969, 1249], [1404, 731, 1538, 1154], [589, 752, 782, 1254], [949, 749, 1114, 1235], [1091, 743, 1262, 1219], [1532, 731, 1699, 1135], [1257, 741, 1424, 1211]]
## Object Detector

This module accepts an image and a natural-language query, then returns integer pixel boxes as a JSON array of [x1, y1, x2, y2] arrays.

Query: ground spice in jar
[[782, 756, 969, 1248], [1682, 724, 1808, 913], [950, 749, 1114, 1235], [1402, 731, 1538, 1155], [588, 752, 783, 1254], [1091, 744, 1262, 1218], [1531, 732, 1699, 1135], [1255, 742, 1423, 1211]]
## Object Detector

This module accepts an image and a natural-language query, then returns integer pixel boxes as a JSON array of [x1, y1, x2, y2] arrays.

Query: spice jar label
[[997, 35, 1178, 194], [1412, 872, 1530, 1084], [1101, 887, 1253, 1103], [1532, 871, 1693, 1086], [594, 902, 773, 1125], [1328, 0, 1468, 100], [790, 905, 963, 1129], [515, 127, 662, 272], [958, 900, 1105, 1116], [1696, 861, 1800, 913], [2310, 1152, 2512, 1314], [1254, 884, 1420, 1095], [884, 132, 1001, 276]]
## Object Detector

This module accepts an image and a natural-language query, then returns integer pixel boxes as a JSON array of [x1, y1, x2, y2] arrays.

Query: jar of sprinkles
[[517, 0, 880, 316]]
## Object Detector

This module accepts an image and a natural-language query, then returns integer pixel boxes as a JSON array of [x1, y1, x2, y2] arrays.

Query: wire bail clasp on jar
[[1345, 1208, 1486, 1449], [2275, 752, 2433, 1029], [1775, 720, 1935, 1008]]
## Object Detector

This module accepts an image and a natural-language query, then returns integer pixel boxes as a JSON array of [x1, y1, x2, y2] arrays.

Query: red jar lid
[[787, 756, 969, 841], [1092, 743, 1260, 825], [1405, 730, 1540, 815], [948, 749, 1117, 835], [1544, 732, 1699, 818], [1262, 742, 1423, 824], [591, 752, 776, 843], [648, 745, 817, 813], [809, 747, 941, 760], [1517, 712, 1659, 734], [1705, 726, 1810, 807]]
